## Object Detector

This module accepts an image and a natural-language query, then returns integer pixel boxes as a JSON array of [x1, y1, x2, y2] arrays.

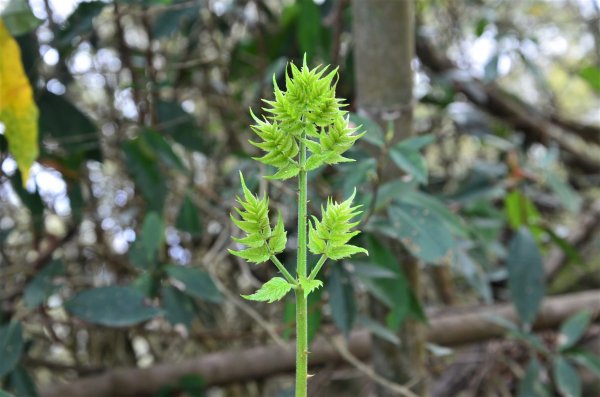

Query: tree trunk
[[352, 1, 427, 395]]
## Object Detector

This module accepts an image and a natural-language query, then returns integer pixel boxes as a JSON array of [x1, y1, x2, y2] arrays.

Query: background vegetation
[[1, 0, 599, 396]]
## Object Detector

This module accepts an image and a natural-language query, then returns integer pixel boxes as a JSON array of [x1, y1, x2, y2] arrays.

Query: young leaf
[[242, 277, 293, 303], [230, 173, 286, 264], [308, 190, 368, 260], [299, 276, 323, 298]]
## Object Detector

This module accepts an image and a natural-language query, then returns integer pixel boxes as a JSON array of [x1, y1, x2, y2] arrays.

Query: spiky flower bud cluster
[[230, 55, 367, 306], [249, 55, 364, 180]]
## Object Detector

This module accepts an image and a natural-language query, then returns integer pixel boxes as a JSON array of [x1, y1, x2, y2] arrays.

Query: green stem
[[296, 131, 308, 397], [270, 255, 297, 286], [308, 255, 327, 281]]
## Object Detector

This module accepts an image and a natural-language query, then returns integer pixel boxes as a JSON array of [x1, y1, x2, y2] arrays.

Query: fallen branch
[[39, 290, 600, 397], [415, 34, 600, 172]]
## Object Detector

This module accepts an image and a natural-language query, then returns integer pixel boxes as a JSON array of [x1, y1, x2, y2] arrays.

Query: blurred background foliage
[[0, 0, 599, 396]]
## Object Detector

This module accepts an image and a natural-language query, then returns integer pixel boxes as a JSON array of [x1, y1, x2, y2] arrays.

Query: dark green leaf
[[374, 203, 455, 263], [348, 113, 384, 147], [544, 172, 582, 213], [507, 227, 545, 327], [165, 265, 222, 303], [517, 358, 549, 397], [389, 145, 428, 184], [179, 374, 205, 397], [156, 101, 206, 152], [327, 265, 356, 335], [56, 2, 105, 47], [297, 0, 321, 56], [475, 17, 488, 37], [1, 0, 41, 36], [122, 138, 167, 211], [545, 227, 584, 267], [359, 316, 399, 345], [0, 390, 15, 397], [65, 286, 162, 327], [140, 129, 187, 172], [567, 349, 600, 377], [24, 259, 65, 308], [5, 365, 38, 397], [162, 286, 196, 328], [141, 212, 164, 263], [176, 194, 202, 237], [397, 134, 435, 151], [451, 247, 492, 303], [152, 2, 199, 38], [553, 356, 581, 397], [38, 91, 100, 159], [0, 322, 23, 377], [558, 310, 591, 352]]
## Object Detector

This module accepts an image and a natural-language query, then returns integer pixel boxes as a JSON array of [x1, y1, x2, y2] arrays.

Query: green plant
[[229, 56, 367, 396]]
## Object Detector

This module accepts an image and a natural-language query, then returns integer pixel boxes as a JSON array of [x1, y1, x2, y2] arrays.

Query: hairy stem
[[270, 255, 297, 286], [295, 132, 308, 397]]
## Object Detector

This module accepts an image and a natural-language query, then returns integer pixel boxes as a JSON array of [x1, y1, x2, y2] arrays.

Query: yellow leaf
[[0, 20, 39, 185]]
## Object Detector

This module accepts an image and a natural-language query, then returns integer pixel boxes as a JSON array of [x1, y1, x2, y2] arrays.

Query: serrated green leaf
[[327, 244, 368, 260], [242, 277, 293, 303], [308, 190, 367, 260], [268, 212, 287, 253], [558, 310, 591, 351], [299, 276, 323, 298]]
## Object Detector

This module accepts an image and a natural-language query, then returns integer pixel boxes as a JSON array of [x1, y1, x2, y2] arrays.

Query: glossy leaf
[[162, 286, 196, 328], [56, 1, 105, 47], [0, 20, 38, 184], [165, 264, 222, 303], [567, 349, 600, 377], [141, 212, 164, 263], [517, 358, 549, 397], [558, 310, 591, 351], [376, 202, 455, 263], [122, 138, 167, 211], [65, 286, 162, 327], [38, 91, 100, 160], [507, 227, 545, 327], [327, 265, 356, 335], [389, 144, 428, 184], [140, 129, 187, 172], [0, 0, 41, 36], [242, 277, 293, 303], [176, 194, 202, 237], [553, 356, 581, 397], [24, 259, 64, 308], [0, 322, 23, 377]]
